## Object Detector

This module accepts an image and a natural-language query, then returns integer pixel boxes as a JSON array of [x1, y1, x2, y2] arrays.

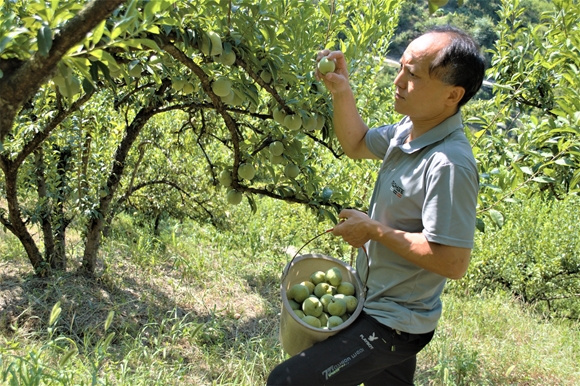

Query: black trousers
[[267, 312, 434, 386]]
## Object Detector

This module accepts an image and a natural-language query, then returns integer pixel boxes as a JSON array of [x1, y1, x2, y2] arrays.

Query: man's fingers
[[316, 50, 344, 65], [326, 51, 346, 66], [338, 209, 355, 219], [316, 49, 331, 62]]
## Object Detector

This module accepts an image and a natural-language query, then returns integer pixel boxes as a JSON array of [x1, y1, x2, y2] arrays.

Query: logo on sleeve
[[390, 181, 404, 198]]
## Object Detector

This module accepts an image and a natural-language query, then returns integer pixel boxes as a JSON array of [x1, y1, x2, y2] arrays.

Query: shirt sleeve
[[365, 124, 397, 160], [422, 162, 479, 249]]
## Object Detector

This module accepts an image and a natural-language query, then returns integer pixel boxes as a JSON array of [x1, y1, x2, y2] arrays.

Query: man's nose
[[394, 71, 405, 89]]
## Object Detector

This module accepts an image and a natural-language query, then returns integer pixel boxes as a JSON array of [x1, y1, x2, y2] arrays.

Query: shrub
[[449, 195, 580, 320]]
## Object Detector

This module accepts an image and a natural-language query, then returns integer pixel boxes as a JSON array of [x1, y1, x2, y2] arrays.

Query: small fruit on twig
[[238, 163, 256, 180], [269, 141, 285, 156], [284, 114, 302, 131], [284, 164, 300, 179], [212, 77, 232, 97], [202, 31, 223, 56], [227, 189, 243, 205]]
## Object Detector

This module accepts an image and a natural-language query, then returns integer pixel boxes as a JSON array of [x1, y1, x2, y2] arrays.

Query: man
[[267, 25, 485, 385]]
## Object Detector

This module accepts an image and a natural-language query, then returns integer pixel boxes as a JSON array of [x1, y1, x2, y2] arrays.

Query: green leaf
[[320, 208, 337, 224], [247, 194, 257, 214], [493, 83, 515, 91], [555, 158, 574, 166], [474, 129, 486, 138], [489, 209, 504, 228], [569, 169, 580, 189], [0, 28, 29, 54], [89, 61, 100, 81], [49, 301, 62, 326], [37, 25, 52, 56], [532, 176, 556, 183], [322, 187, 332, 203], [162, 24, 173, 35], [475, 217, 485, 232], [550, 109, 568, 118], [59, 347, 78, 368], [92, 20, 106, 47], [481, 183, 503, 192], [191, 323, 205, 339], [144, 0, 162, 18], [130, 38, 161, 52], [82, 77, 94, 94], [104, 310, 114, 331]]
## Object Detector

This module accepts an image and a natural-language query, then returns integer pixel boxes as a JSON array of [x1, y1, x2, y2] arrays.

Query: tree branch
[[304, 132, 344, 159], [158, 36, 244, 189], [0, 212, 16, 234], [116, 179, 191, 209], [13, 91, 94, 169], [81, 79, 172, 274], [114, 81, 156, 109], [233, 50, 290, 113], [0, 0, 127, 142], [477, 144, 572, 215], [537, 294, 580, 301]]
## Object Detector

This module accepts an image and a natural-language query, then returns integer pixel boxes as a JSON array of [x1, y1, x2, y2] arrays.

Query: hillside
[[389, 0, 555, 63], [1, 198, 579, 385]]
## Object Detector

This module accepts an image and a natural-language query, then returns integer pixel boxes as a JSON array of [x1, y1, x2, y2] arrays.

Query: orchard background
[[1, 0, 580, 384]]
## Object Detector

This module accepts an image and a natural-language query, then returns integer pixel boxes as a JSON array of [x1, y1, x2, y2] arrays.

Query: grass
[[1, 198, 579, 385], [417, 291, 580, 385]]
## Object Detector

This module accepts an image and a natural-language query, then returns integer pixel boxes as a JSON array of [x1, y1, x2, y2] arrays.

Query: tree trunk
[[1, 157, 46, 274], [153, 212, 161, 236], [53, 221, 67, 270], [34, 148, 55, 264], [0, 0, 126, 275], [79, 132, 92, 202], [81, 81, 170, 274], [51, 146, 72, 271]]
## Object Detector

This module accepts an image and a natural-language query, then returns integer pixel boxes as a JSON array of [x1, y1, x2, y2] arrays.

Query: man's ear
[[446, 86, 465, 107]]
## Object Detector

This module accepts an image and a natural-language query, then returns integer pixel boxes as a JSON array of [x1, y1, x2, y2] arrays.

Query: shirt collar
[[393, 111, 464, 154]]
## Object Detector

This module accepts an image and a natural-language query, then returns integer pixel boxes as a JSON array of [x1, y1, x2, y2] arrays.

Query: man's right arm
[[316, 50, 379, 160]]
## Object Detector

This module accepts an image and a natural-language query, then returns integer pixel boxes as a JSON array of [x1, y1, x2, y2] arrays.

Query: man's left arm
[[332, 210, 470, 280]]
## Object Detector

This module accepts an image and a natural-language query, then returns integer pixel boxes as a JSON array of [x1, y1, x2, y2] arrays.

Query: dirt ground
[[0, 251, 277, 350]]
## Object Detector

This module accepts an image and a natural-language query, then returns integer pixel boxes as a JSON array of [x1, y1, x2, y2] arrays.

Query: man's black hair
[[425, 25, 486, 108]]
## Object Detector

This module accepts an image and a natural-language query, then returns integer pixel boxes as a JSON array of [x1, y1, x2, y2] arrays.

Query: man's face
[[394, 33, 456, 121]]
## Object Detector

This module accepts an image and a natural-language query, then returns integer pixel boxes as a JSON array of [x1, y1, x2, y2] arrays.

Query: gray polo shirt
[[358, 111, 479, 334]]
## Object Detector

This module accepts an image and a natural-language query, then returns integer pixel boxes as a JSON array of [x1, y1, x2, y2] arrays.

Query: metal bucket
[[278, 253, 366, 356]]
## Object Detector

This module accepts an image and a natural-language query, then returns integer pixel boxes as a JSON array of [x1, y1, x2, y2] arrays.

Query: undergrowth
[[1, 197, 579, 385]]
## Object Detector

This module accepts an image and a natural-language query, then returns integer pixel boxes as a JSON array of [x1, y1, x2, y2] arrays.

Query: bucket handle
[[282, 228, 370, 296]]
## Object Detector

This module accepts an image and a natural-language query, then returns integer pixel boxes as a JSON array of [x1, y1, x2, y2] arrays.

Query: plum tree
[[0, 0, 400, 276], [2, 0, 570, 280]]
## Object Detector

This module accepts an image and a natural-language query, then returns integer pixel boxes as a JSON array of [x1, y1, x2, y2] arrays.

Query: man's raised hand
[[315, 50, 351, 95]]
